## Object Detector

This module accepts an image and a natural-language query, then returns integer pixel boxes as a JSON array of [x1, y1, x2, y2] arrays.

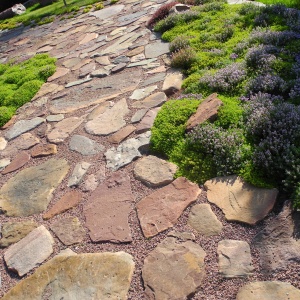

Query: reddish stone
[[1, 115, 17, 130], [31, 144, 57, 157], [136, 107, 160, 134], [107, 125, 136, 144], [2, 152, 30, 175]]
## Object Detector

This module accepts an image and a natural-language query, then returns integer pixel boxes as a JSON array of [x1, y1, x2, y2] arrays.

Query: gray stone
[[90, 68, 110, 78], [131, 109, 148, 123], [118, 10, 148, 26], [89, 4, 125, 20], [5, 117, 45, 141], [0, 158, 69, 216], [140, 72, 166, 87], [130, 53, 146, 63], [4, 225, 54, 276], [46, 114, 64, 122], [69, 135, 104, 155], [68, 161, 91, 187], [145, 41, 170, 58], [81, 166, 106, 192], [113, 55, 130, 64], [65, 77, 92, 88], [111, 63, 127, 73], [130, 85, 157, 100], [127, 58, 157, 68], [132, 92, 166, 109]]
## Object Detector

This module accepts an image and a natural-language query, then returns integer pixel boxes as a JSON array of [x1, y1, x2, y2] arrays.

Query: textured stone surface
[[0, 220, 38, 248], [188, 204, 223, 236], [0, 158, 69, 216], [140, 72, 166, 87], [204, 175, 278, 225], [217, 240, 253, 278], [69, 134, 104, 155], [46, 114, 64, 122], [4, 225, 54, 276], [186, 93, 223, 130], [143, 237, 206, 299], [126, 45, 144, 57], [30, 144, 57, 157], [145, 41, 170, 58], [236, 281, 300, 300], [162, 71, 183, 95], [136, 107, 160, 134], [89, 4, 125, 19], [2, 151, 30, 174], [43, 190, 82, 220], [68, 161, 91, 187], [167, 230, 195, 241], [90, 68, 110, 78], [111, 63, 127, 73], [131, 91, 166, 109], [84, 172, 134, 243], [131, 108, 148, 123], [47, 67, 70, 81], [137, 177, 201, 237], [65, 77, 92, 88], [2, 252, 135, 300], [134, 155, 177, 187], [130, 85, 157, 100], [107, 125, 136, 144]]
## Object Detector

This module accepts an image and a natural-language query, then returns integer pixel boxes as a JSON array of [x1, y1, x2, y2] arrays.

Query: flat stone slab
[[32, 83, 63, 100], [1, 252, 135, 300], [0, 158, 69, 216], [2, 151, 30, 174], [47, 67, 70, 81], [30, 144, 57, 157], [141, 72, 166, 87], [204, 175, 278, 225], [4, 225, 54, 276], [69, 134, 104, 155], [43, 190, 82, 220], [68, 161, 91, 187], [145, 41, 170, 59], [107, 125, 136, 144], [131, 109, 148, 123], [84, 172, 134, 243], [143, 237, 206, 299], [217, 239, 253, 278], [0, 220, 38, 248], [136, 107, 160, 134], [137, 177, 201, 237], [162, 71, 183, 95], [134, 155, 177, 187], [127, 46, 144, 57], [5, 117, 45, 141], [236, 281, 300, 300], [89, 4, 125, 20], [130, 85, 157, 100], [105, 131, 151, 171], [188, 204, 223, 236], [46, 114, 64, 122], [65, 77, 92, 88], [132, 92, 166, 109]]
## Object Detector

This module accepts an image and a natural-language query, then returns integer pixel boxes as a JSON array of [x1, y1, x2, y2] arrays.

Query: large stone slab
[[204, 175, 278, 225], [145, 41, 170, 59], [142, 237, 206, 299], [85, 98, 129, 136], [69, 134, 104, 155], [83, 172, 134, 243], [0, 158, 69, 216], [236, 281, 300, 300], [1, 252, 135, 300], [89, 4, 125, 19], [4, 225, 54, 276], [47, 67, 70, 81], [137, 177, 201, 237], [131, 91, 166, 109], [217, 239, 253, 278]]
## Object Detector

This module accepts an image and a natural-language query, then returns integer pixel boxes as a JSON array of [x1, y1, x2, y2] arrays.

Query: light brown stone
[[107, 125, 136, 144], [32, 83, 64, 100], [131, 92, 166, 109], [95, 55, 110, 65], [62, 57, 81, 68], [2, 151, 30, 175], [0, 137, 7, 150], [47, 67, 70, 81], [162, 71, 183, 96], [204, 175, 278, 225], [30, 144, 57, 157], [137, 177, 201, 237], [126, 46, 144, 57], [79, 33, 98, 45]]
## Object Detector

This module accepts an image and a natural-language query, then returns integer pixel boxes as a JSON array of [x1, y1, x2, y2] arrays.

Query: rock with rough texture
[[162, 72, 183, 95], [111, 63, 127, 73], [47, 116, 84, 143], [5, 117, 45, 141], [32, 83, 63, 100], [30, 144, 57, 157], [47, 67, 70, 81], [4, 225, 54, 276], [107, 125, 136, 144], [51, 217, 85, 245], [167, 230, 195, 241], [236, 281, 300, 300], [188, 204, 223, 236], [130, 85, 157, 100], [90, 68, 110, 78], [134, 155, 177, 187], [136, 107, 160, 134], [217, 239, 253, 278], [137, 177, 201, 237], [43, 190, 82, 220], [145, 41, 170, 58], [0, 220, 38, 248], [186, 93, 223, 130], [142, 237, 206, 300], [2, 151, 30, 174], [1, 252, 135, 300], [69, 135, 104, 155], [81, 166, 106, 192], [204, 175, 278, 225], [253, 201, 300, 272], [84, 172, 134, 243], [85, 98, 129, 136], [65, 77, 92, 88], [131, 92, 166, 109], [0, 158, 69, 216], [105, 131, 151, 171], [127, 46, 144, 57], [68, 162, 91, 187]]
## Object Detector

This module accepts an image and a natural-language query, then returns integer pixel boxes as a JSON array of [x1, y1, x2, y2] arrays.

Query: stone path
[[0, 1, 300, 299]]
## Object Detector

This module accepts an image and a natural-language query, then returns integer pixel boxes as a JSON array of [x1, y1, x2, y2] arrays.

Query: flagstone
[[132, 92, 166, 109], [95, 55, 110, 65], [0, 159, 10, 171], [136, 107, 160, 133], [145, 41, 170, 58], [32, 83, 64, 100], [131, 108, 148, 123], [47, 67, 70, 82], [107, 125, 136, 144], [69, 134, 104, 155], [30, 144, 57, 157], [90, 68, 110, 78], [130, 85, 157, 100], [71, 58, 92, 71], [62, 57, 81, 68], [46, 114, 64, 122], [140, 72, 166, 87], [2, 151, 30, 175], [126, 45, 144, 57], [111, 63, 127, 73], [89, 4, 125, 20], [68, 161, 91, 187], [127, 58, 156, 67]]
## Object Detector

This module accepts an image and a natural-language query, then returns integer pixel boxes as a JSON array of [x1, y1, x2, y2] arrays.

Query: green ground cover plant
[[151, 1, 300, 207], [0, 54, 56, 126]]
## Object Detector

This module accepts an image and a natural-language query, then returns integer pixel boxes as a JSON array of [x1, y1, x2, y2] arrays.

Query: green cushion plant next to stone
[[150, 1, 300, 208], [0, 54, 56, 127]]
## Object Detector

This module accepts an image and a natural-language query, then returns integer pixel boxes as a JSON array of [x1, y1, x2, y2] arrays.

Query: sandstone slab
[[46, 114, 64, 122], [69, 134, 104, 155], [68, 161, 91, 187], [145, 41, 170, 58], [95, 55, 110, 65], [2, 151, 30, 174], [162, 71, 183, 95], [0, 158, 69, 216], [83, 172, 134, 243], [136, 107, 160, 134], [47, 67, 70, 81], [111, 63, 127, 73], [137, 177, 201, 237], [90, 68, 110, 78], [65, 77, 92, 88], [4, 225, 54, 276], [126, 45, 144, 57], [142, 237, 206, 299], [131, 91, 166, 109], [131, 109, 148, 123], [107, 125, 136, 144], [204, 175, 278, 225], [130, 85, 157, 100], [79, 33, 98, 45], [32, 83, 63, 100], [30, 144, 57, 157]]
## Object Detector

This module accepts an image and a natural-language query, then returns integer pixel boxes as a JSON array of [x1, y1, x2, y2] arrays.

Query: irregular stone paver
[[145, 40, 170, 58], [113, 55, 130, 64], [217, 239, 253, 278], [68, 161, 91, 187], [84, 172, 134, 243], [0, 137, 7, 150], [85, 98, 129, 136], [50, 217, 85, 246], [111, 63, 127, 73], [188, 204, 223, 236], [69, 134, 104, 155], [1, 252, 134, 300], [43, 190, 82, 220], [0, 158, 69, 216], [136, 107, 160, 133], [130, 85, 157, 100], [236, 281, 300, 300], [79, 61, 96, 77], [87, 101, 113, 120], [118, 10, 148, 26], [131, 108, 148, 123], [146, 65, 166, 74], [137, 177, 201, 237], [132, 91, 166, 109], [105, 131, 151, 171], [167, 230, 195, 241], [90, 68, 110, 78], [0, 220, 38, 248], [47, 116, 84, 143], [32, 83, 63, 100], [4, 225, 54, 276], [95, 55, 110, 65], [46, 114, 64, 122], [126, 45, 144, 57], [134, 155, 177, 187], [89, 4, 125, 19], [0, 159, 10, 171], [253, 201, 300, 272], [79, 33, 98, 45], [141, 72, 166, 87], [162, 71, 183, 95], [2, 151, 30, 174], [204, 175, 278, 225], [63, 57, 81, 68], [5, 117, 45, 141], [47, 67, 70, 81], [82, 166, 106, 192], [143, 237, 206, 299], [30, 144, 57, 157], [107, 125, 136, 144], [65, 77, 92, 88]]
